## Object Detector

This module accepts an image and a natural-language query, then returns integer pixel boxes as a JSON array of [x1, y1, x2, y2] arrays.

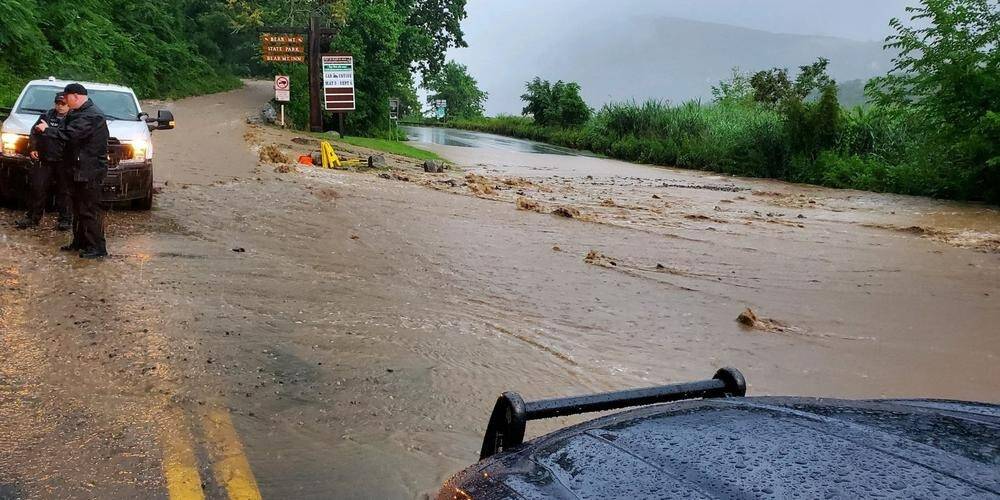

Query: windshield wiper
[[104, 114, 135, 121], [20, 107, 48, 113]]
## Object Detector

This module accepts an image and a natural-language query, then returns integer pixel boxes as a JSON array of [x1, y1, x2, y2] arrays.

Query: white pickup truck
[[0, 77, 174, 210]]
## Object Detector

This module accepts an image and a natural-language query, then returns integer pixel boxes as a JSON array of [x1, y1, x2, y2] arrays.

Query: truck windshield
[[16, 85, 140, 121]]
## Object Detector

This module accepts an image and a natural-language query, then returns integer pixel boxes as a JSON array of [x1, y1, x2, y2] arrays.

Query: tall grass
[[443, 99, 973, 202]]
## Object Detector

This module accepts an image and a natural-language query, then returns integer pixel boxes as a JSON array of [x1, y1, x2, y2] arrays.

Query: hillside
[[0, 0, 245, 106], [461, 16, 893, 113]]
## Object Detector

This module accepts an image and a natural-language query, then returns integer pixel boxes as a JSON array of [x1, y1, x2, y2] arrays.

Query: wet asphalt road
[[1, 82, 999, 499]]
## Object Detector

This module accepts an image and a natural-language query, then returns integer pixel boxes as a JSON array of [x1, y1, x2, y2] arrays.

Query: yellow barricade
[[319, 141, 364, 169]]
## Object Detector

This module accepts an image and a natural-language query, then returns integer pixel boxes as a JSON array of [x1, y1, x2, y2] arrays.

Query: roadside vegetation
[[333, 135, 443, 161], [443, 0, 1000, 204], [1, 0, 469, 140], [0, 0, 245, 105]]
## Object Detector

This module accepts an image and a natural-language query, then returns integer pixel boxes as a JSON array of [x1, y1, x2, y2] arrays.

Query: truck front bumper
[[0, 155, 152, 204]]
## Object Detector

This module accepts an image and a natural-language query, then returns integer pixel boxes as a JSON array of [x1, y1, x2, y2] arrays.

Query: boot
[[79, 248, 109, 259], [15, 216, 40, 229]]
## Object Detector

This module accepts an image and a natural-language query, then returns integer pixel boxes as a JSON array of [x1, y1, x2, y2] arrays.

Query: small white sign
[[275, 89, 290, 102]]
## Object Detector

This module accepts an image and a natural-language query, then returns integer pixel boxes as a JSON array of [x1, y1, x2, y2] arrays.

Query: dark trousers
[[26, 160, 72, 223], [70, 178, 107, 254]]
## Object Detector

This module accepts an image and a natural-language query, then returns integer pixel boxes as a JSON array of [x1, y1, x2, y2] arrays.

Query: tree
[[785, 82, 841, 160], [868, 0, 1000, 200], [749, 68, 792, 105], [749, 58, 833, 106], [521, 77, 591, 127], [227, 0, 469, 134], [423, 61, 487, 119], [712, 67, 753, 104]]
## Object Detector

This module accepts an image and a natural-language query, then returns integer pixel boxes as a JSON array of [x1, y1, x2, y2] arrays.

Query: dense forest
[[0, 0, 467, 134]]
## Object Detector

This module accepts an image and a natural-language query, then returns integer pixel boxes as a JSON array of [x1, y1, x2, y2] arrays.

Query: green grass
[[313, 133, 444, 162]]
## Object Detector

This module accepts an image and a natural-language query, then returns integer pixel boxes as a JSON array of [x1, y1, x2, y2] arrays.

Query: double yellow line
[[161, 406, 262, 500]]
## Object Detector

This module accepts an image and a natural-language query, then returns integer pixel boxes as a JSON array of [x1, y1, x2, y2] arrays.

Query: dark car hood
[[442, 397, 1000, 499]]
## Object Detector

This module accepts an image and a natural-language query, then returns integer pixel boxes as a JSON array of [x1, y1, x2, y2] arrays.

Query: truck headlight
[[2, 133, 26, 156], [124, 139, 149, 160]]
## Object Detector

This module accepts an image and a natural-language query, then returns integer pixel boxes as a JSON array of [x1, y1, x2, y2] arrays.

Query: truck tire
[[132, 175, 153, 210]]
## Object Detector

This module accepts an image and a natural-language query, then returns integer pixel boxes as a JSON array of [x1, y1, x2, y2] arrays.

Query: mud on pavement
[[2, 80, 999, 499]]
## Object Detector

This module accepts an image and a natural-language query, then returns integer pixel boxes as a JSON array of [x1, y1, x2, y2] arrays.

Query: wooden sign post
[[260, 16, 337, 132]]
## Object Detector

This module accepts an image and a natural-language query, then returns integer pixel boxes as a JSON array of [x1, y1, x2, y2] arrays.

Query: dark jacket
[[29, 109, 68, 162], [43, 99, 109, 182]]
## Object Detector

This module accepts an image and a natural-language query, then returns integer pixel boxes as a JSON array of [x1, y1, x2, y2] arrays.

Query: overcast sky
[[438, 0, 918, 115]]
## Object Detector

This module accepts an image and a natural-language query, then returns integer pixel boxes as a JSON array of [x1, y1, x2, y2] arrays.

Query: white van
[[0, 77, 174, 210]]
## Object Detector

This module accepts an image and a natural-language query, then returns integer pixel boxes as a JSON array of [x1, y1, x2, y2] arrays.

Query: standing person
[[35, 83, 109, 259], [15, 92, 73, 230]]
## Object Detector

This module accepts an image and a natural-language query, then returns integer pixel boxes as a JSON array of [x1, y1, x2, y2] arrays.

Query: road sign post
[[389, 98, 400, 122], [260, 17, 337, 132], [434, 99, 448, 120], [322, 54, 356, 136], [274, 75, 290, 127], [261, 34, 305, 63]]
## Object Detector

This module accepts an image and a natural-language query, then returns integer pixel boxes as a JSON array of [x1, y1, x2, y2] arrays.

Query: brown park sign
[[261, 34, 305, 63]]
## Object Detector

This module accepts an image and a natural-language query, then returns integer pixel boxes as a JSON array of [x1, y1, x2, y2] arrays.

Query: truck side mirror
[[139, 112, 156, 131], [156, 110, 175, 130]]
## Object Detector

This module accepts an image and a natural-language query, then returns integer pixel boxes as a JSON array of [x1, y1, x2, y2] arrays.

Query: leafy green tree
[[521, 77, 591, 127], [785, 83, 841, 161], [397, 76, 422, 119], [868, 0, 1000, 201], [749, 68, 792, 105], [749, 58, 833, 105], [711, 68, 753, 104], [0, 0, 241, 104], [231, 0, 469, 134], [424, 61, 487, 119]]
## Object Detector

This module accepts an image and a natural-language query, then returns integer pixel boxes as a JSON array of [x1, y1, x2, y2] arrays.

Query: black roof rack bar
[[479, 368, 746, 460]]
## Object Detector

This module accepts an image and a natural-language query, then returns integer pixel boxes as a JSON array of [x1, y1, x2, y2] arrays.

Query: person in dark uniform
[[15, 92, 73, 230], [35, 83, 109, 259]]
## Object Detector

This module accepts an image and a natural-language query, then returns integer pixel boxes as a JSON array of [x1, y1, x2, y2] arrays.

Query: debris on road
[[423, 160, 445, 173], [274, 163, 296, 174], [291, 137, 319, 146], [737, 308, 796, 333], [552, 206, 581, 218], [465, 173, 496, 196], [369, 155, 387, 169], [259, 144, 288, 164], [516, 197, 540, 211], [584, 250, 617, 267]]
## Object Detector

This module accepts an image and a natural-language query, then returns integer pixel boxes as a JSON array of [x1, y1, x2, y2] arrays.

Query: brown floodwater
[[1, 83, 998, 499]]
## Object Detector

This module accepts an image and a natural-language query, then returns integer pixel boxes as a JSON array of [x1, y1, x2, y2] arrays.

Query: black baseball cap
[[63, 83, 88, 95], [54, 92, 67, 104]]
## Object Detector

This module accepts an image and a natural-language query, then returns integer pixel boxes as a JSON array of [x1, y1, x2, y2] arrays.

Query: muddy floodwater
[[2, 82, 999, 499]]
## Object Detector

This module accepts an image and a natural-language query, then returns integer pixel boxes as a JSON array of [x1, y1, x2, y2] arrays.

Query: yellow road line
[[161, 408, 207, 500], [203, 408, 263, 500]]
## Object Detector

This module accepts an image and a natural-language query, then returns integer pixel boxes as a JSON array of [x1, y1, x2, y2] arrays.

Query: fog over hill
[[447, 1, 913, 115]]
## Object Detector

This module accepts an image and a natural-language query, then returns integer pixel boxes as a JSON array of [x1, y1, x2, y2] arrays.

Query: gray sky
[[440, 0, 918, 115]]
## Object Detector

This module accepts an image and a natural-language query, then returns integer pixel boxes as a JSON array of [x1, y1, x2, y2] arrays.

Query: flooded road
[[402, 125, 589, 156], [2, 84, 999, 499]]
